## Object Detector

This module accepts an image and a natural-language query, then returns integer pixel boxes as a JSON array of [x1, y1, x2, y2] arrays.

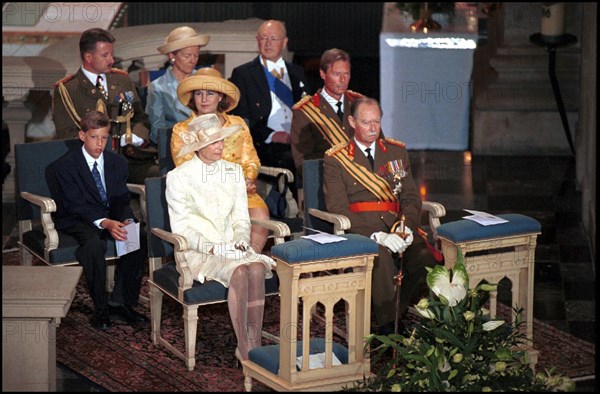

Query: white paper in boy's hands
[[296, 352, 342, 370], [462, 209, 508, 226], [116, 221, 140, 256]]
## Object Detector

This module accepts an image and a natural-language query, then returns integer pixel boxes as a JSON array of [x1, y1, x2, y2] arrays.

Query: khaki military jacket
[[291, 89, 363, 179], [323, 138, 422, 237], [53, 68, 149, 140]]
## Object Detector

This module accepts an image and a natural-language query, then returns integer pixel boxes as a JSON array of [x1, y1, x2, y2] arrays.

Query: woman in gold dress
[[171, 67, 269, 253]]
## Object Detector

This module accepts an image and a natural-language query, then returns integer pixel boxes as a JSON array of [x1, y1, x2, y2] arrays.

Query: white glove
[[210, 242, 237, 256], [371, 232, 409, 253], [234, 240, 250, 252], [396, 226, 414, 245], [120, 133, 144, 147]]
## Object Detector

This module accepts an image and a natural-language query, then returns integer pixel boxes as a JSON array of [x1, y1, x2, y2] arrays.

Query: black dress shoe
[[109, 304, 149, 325], [91, 310, 111, 330]]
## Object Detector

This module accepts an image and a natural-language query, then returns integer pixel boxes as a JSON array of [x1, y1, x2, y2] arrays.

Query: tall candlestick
[[541, 3, 566, 37]]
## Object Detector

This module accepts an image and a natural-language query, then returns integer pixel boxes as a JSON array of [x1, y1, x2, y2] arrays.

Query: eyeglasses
[[257, 36, 285, 43]]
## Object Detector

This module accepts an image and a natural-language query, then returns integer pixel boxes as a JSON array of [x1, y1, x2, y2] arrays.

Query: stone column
[[472, 3, 581, 155]]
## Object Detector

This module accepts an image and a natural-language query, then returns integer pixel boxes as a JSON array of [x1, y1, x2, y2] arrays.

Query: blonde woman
[[146, 26, 209, 144], [171, 68, 269, 253]]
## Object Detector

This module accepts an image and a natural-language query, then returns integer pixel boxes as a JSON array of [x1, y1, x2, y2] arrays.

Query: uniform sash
[[262, 66, 294, 108], [330, 143, 397, 203], [298, 99, 349, 147]]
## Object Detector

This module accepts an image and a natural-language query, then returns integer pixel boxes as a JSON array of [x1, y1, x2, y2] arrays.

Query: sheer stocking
[[249, 207, 269, 253], [227, 263, 267, 360], [228, 266, 250, 360], [246, 263, 266, 350]]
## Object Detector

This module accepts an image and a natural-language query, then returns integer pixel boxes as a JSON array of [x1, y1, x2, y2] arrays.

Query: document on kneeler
[[301, 227, 346, 244], [462, 209, 508, 226]]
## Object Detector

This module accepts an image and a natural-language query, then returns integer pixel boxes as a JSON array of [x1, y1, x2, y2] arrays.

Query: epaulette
[[325, 141, 348, 156], [54, 73, 76, 87], [346, 90, 365, 100], [383, 137, 406, 148], [110, 68, 128, 76], [292, 94, 312, 110]]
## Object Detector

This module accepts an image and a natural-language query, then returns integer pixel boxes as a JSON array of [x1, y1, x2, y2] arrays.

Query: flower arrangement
[[395, 2, 456, 21], [346, 252, 575, 392]]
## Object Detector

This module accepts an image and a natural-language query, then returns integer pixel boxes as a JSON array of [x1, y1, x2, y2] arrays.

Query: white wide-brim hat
[[176, 113, 241, 158], [157, 26, 210, 54], [177, 67, 240, 113]]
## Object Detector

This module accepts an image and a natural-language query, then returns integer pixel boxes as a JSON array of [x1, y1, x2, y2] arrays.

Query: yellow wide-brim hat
[[176, 67, 240, 113], [157, 26, 210, 54], [176, 113, 241, 158]]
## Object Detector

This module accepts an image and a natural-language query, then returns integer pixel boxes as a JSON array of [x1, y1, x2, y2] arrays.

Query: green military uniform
[[323, 137, 437, 328], [290, 89, 363, 182], [53, 68, 158, 184]]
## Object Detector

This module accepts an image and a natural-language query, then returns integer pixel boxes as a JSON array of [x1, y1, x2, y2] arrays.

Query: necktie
[[92, 161, 109, 207], [96, 75, 108, 100], [365, 148, 374, 171], [336, 101, 344, 122]]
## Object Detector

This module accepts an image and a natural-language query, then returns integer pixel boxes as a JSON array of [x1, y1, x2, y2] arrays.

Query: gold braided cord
[[96, 99, 107, 115], [57, 82, 81, 129]]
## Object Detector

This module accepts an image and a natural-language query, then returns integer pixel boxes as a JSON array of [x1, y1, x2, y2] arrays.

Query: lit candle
[[541, 3, 566, 37]]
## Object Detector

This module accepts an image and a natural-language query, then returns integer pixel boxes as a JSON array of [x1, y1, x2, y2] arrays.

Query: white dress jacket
[[166, 155, 275, 286]]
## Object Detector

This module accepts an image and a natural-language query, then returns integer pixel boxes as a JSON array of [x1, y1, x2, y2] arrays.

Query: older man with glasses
[[230, 19, 312, 196]]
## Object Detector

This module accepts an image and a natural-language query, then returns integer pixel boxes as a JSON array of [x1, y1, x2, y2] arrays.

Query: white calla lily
[[427, 263, 468, 307]]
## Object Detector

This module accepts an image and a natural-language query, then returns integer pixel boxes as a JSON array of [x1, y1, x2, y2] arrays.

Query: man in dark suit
[[50, 111, 148, 330], [230, 19, 311, 181], [52, 28, 158, 184], [323, 97, 438, 335]]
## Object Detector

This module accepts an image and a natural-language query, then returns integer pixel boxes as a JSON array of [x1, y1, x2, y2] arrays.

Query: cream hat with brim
[[177, 67, 240, 113], [157, 26, 210, 54], [176, 113, 241, 158]]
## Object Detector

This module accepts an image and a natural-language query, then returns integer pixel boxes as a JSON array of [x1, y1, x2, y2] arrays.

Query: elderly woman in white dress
[[165, 113, 276, 362]]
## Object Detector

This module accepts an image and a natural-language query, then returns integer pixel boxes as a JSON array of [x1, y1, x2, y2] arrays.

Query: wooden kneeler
[[241, 234, 378, 391]]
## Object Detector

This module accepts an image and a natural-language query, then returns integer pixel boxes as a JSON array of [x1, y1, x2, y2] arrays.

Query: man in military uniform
[[323, 97, 438, 335], [52, 28, 158, 184], [291, 48, 364, 186]]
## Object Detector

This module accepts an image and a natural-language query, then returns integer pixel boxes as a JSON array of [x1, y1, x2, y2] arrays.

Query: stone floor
[[2, 151, 595, 391]]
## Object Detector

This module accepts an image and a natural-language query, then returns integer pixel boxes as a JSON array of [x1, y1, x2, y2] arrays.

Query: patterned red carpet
[[2, 251, 595, 391]]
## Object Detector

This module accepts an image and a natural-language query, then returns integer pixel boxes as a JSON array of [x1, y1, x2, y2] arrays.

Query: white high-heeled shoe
[[235, 347, 244, 367]]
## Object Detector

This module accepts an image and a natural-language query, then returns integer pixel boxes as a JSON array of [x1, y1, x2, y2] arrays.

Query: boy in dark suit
[[51, 110, 147, 330]]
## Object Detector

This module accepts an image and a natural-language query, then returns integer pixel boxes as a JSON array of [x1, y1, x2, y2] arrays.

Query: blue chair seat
[[248, 338, 349, 375], [21, 225, 118, 265], [271, 233, 378, 263], [436, 214, 541, 243], [153, 262, 279, 305]]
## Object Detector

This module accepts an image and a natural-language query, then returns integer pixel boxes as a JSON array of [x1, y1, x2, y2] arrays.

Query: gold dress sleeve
[[171, 116, 196, 167], [222, 113, 267, 210]]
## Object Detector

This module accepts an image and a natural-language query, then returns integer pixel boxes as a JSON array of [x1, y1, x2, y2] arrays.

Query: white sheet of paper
[[301, 226, 347, 244], [296, 352, 342, 370], [462, 209, 508, 226], [116, 221, 140, 256]]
